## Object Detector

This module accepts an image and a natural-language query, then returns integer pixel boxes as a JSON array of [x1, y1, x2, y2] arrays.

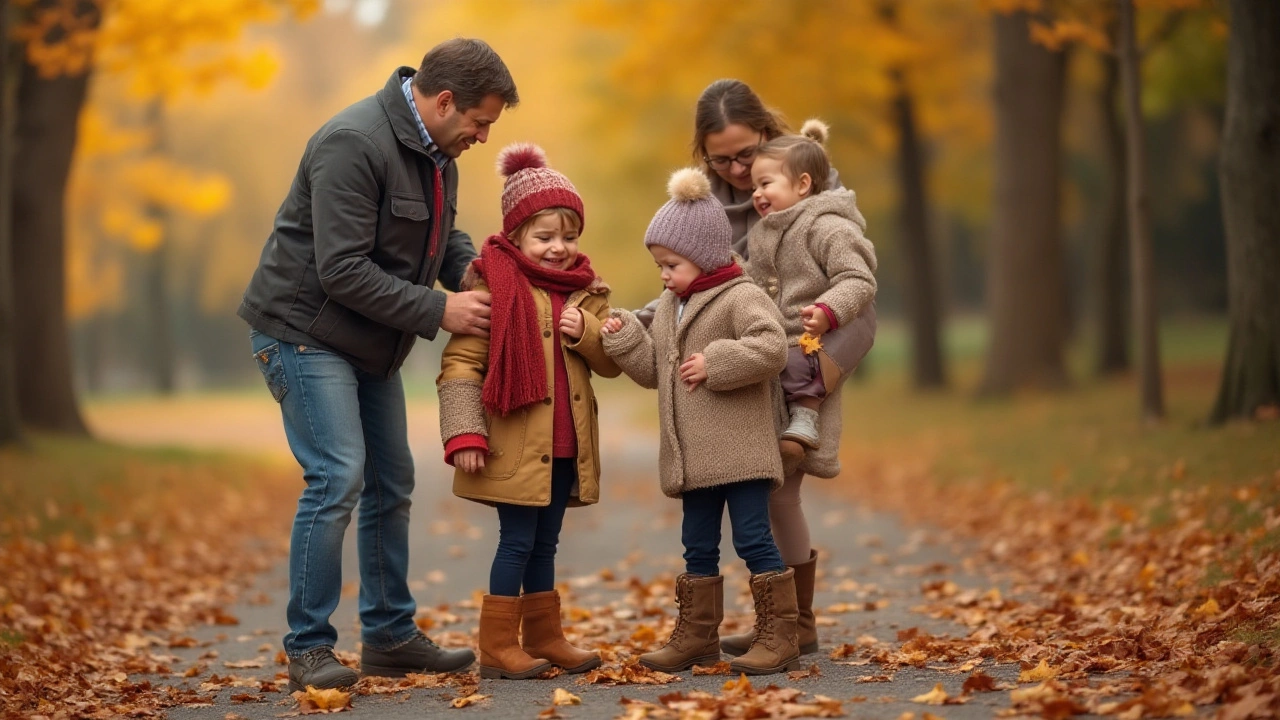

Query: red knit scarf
[[473, 235, 597, 416], [677, 261, 744, 300]]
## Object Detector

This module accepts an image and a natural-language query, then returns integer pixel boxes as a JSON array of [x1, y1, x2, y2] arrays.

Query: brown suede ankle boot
[[520, 590, 601, 674], [722, 550, 818, 656], [728, 568, 802, 675], [638, 574, 723, 672], [478, 595, 553, 679]]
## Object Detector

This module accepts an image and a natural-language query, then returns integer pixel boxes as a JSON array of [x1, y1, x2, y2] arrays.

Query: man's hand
[[441, 290, 492, 337], [601, 317, 623, 335], [559, 307, 585, 340], [801, 305, 831, 336], [679, 353, 707, 391], [455, 448, 486, 473]]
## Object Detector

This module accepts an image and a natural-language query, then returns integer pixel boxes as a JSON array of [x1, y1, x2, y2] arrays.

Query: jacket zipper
[[387, 160, 447, 377]]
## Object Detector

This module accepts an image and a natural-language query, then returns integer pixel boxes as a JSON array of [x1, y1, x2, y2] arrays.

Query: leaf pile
[[615, 675, 843, 719], [0, 461, 298, 718], [833, 447, 1280, 718]]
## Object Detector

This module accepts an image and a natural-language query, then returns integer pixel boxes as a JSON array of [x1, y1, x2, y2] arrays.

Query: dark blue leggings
[[681, 479, 784, 577], [489, 458, 576, 597]]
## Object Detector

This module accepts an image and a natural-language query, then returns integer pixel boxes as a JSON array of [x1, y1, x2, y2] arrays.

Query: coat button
[[573, 394, 581, 401], [540, 454, 550, 463], [543, 397, 552, 405], [543, 330, 551, 338]]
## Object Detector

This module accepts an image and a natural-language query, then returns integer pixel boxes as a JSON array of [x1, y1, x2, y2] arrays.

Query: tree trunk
[[0, 3, 23, 445], [980, 10, 1070, 394], [11, 25, 94, 433], [891, 69, 946, 389], [1210, 0, 1280, 423], [1094, 48, 1129, 376], [1118, 0, 1165, 420], [143, 242, 176, 393], [143, 99, 176, 394]]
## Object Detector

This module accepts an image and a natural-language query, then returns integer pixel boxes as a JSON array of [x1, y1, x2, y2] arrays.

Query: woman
[[652, 79, 853, 658]]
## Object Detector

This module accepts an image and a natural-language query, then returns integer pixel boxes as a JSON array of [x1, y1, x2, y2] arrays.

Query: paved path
[[143, 389, 1018, 719]]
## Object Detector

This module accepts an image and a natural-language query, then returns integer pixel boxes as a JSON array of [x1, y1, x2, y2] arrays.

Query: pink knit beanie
[[497, 143, 584, 237], [643, 168, 733, 271]]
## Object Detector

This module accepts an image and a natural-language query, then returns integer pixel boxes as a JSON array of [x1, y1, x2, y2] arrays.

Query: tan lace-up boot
[[638, 574, 723, 672], [728, 568, 801, 675], [721, 550, 818, 656]]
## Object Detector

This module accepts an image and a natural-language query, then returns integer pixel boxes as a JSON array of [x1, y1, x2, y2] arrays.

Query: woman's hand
[[601, 317, 623, 334], [679, 353, 708, 390], [801, 305, 831, 335], [455, 448, 486, 474], [559, 307, 585, 340]]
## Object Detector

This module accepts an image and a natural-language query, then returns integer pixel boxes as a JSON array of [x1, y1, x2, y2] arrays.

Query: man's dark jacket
[[238, 68, 475, 378]]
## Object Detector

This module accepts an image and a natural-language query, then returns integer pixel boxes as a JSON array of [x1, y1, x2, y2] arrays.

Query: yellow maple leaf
[[1193, 598, 1220, 617], [723, 674, 753, 693], [911, 682, 949, 705], [552, 688, 581, 706], [1018, 658, 1057, 683], [798, 333, 823, 355], [292, 685, 351, 712], [451, 693, 489, 708]]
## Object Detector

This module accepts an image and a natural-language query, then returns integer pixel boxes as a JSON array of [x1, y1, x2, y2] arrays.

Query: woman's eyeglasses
[[703, 142, 762, 171]]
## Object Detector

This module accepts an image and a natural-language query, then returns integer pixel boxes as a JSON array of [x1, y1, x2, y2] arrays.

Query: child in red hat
[[437, 143, 620, 679]]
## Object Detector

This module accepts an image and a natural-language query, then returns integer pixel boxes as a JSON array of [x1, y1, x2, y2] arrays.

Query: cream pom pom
[[667, 168, 711, 202], [496, 142, 547, 178], [800, 118, 829, 145]]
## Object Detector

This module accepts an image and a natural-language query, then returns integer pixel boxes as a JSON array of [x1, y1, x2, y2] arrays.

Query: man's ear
[[432, 89, 455, 117], [797, 172, 813, 197]]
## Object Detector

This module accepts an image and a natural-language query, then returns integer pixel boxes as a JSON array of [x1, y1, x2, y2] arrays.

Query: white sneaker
[[780, 406, 820, 449]]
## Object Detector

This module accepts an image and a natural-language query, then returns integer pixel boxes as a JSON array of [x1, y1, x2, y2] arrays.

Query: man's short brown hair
[[413, 38, 518, 112]]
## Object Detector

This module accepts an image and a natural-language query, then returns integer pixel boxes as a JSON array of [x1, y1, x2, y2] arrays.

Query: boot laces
[[669, 579, 692, 644], [751, 575, 775, 639]]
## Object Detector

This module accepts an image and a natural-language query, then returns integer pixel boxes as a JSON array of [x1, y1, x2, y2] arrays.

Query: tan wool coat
[[437, 277, 620, 507], [743, 188, 878, 479], [603, 275, 788, 498]]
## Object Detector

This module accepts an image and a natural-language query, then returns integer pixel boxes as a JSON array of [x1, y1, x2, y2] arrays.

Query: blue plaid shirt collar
[[402, 77, 450, 168]]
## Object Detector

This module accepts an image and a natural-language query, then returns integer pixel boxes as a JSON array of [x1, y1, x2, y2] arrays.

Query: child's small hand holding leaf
[[801, 305, 830, 335]]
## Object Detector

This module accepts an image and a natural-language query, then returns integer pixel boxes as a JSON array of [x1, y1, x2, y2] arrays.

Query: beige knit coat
[[437, 277, 621, 507], [743, 188, 877, 478], [603, 275, 788, 498]]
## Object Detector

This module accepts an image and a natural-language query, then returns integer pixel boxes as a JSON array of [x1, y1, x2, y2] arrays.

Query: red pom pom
[[496, 143, 547, 178]]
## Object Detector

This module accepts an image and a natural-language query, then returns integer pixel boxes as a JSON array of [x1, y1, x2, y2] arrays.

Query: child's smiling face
[[750, 156, 811, 217], [649, 245, 702, 296], [512, 212, 579, 270]]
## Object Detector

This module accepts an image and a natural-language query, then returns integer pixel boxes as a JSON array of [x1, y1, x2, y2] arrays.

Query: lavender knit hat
[[497, 143, 584, 237], [643, 168, 733, 271]]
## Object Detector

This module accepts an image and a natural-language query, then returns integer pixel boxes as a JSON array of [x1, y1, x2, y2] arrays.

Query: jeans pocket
[[253, 342, 288, 402]]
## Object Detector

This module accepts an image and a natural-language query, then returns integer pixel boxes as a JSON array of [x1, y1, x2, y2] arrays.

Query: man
[[238, 38, 516, 692]]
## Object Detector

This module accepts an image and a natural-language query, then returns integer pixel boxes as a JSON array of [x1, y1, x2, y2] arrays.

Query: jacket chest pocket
[[381, 192, 430, 268]]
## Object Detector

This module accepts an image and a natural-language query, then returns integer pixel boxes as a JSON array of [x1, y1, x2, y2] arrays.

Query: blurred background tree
[[2, 0, 1270, 443]]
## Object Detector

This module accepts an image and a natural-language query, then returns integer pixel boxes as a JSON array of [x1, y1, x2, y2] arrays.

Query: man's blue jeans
[[251, 330, 419, 656], [681, 479, 784, 577]]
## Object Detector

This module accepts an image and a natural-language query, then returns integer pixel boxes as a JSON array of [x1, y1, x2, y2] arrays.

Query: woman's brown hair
[[691, 79, 790, 163]]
